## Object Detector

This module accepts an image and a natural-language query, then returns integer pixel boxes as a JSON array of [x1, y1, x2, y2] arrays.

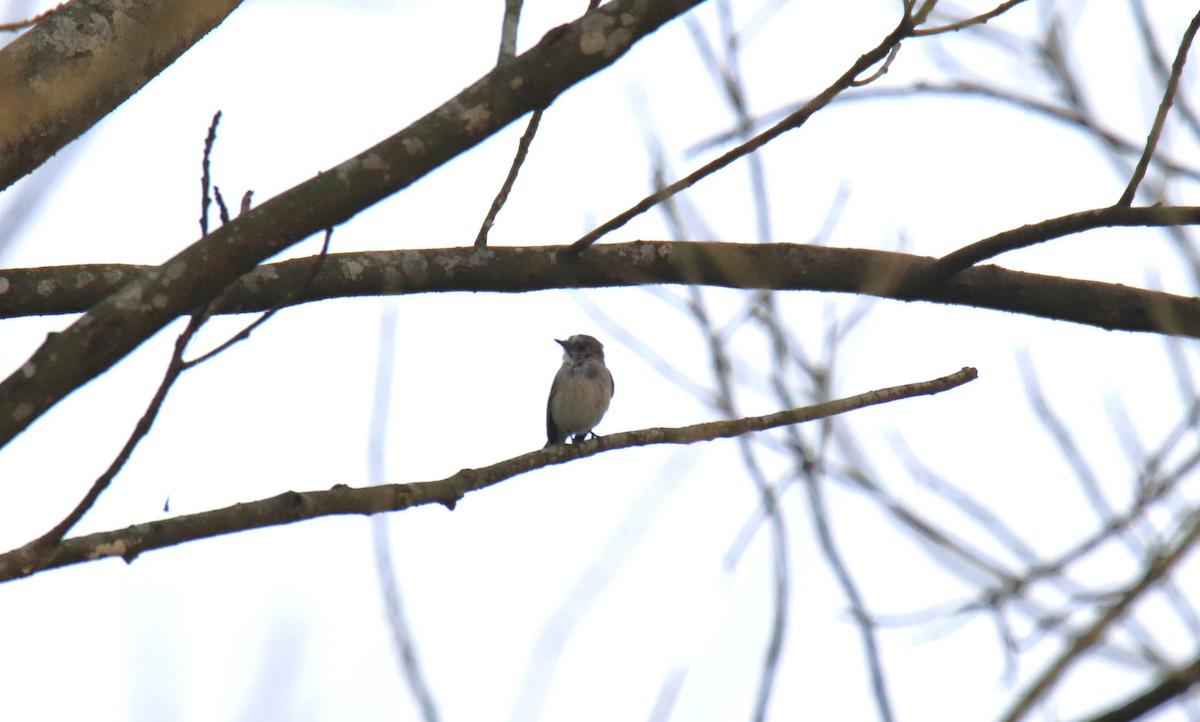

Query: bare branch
[[474, 109, 543, 247], [0, 2, 62, 32], [567, 13, 916, 253], [182, 228, 334, 369], [496, 0, 523, 63], [199, 111, 221, 238], [850, 43, 902, 87], [13, 227, 336, 570], [1117, 9, 1200, 206], [899, 204, 1200, 295], [1130, 0, 1200, 144], [24, 309, 209, 554], [0, 367, 978, 582], [4, 230, 1200, 338], [213, 186, 231, 226], [913, 0, 1031, 37], [1075, 654, 1200, 722]]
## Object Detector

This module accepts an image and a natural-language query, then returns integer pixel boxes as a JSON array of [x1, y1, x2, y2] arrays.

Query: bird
[[545, 334, 614, 447]]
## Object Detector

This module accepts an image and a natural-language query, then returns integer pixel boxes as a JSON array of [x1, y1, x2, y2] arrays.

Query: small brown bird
[[545, 334, 614, 446]]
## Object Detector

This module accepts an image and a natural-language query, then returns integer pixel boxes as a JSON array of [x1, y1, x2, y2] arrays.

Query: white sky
[[1, 1, 1199, 721]]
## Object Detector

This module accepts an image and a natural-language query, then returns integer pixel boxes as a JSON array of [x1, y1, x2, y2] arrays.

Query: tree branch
[[1116, 9, 1200, 207], [3, 233, 1198, 338], [0, 0, 244, 190], [900, 204, 1200, 294], [0, 367, 977, 583], [1074, 654, 1200, 722], [567, 9, 916, 253]]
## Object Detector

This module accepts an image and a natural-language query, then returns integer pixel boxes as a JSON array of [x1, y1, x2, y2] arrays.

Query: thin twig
[[688, 83, 1200, 182], [199, 111, 221, 237], [28, 309, 210, 551], [1117, 9, 1200, 207], [9, 228, 338, 574], [0, 2, 62, 32], [565, 15, 916, 254], [1130, 0, 1200, 143], [850, 44, 902, 86], [496, 0, 523, 63], [213, 186, 231, 226], [183, 228, 333, 369], [913, 0, 1031, 36], [474, 110, 543, 247]]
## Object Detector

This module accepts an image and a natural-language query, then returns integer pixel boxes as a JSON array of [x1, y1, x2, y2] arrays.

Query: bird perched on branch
[[545, 334, 614, 447]]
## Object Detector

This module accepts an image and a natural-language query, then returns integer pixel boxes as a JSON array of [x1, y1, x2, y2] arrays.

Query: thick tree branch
[[0, 367, 977, 583], [0, 0, 244, 190], [2, 234, 1198, 338], [0, 0, 707, 451]]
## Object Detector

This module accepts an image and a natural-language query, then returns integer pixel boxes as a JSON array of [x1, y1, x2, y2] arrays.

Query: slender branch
[[0, 3, 63, 32], [913, 0, 1031, 36], [213, 186, 231, 226], [474, 109, 543, 247], [0, 367, 978, 583], [199, 111, 221, 238], [25, 310, 209, 554], [1116, 9, 1200, 206], [690, 83, 1200, 181], [850, 44, 901, 87], [1130, 0, 1200, 144], [1074, 654, 1200, 722], [16, 228, 335, 561], [474, 0, 537, 248], [496, 0, 523, 63], [899, 204, 1200, 295], [566, 13, 916, 253], [182, 228, 333, 368]]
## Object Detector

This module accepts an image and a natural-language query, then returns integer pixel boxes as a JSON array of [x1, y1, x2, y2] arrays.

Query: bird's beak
[[555, 339, 567, 348]]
